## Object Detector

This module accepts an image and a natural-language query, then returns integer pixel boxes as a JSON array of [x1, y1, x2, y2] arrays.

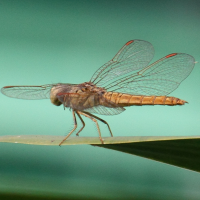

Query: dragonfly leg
[[82, 111, 113, 137], [75, 111, 85, 136], [78, 111, 104, 144], [59, 110, 77, 146]]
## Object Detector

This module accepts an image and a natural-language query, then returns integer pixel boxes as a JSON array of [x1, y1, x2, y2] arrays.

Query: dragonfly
[[1, 40, 195, 146]]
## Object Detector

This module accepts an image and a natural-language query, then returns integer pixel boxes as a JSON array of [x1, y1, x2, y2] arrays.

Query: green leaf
[[0, 135, 200, 172]]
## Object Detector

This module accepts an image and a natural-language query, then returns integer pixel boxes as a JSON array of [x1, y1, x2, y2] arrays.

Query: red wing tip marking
[[126, 40, 134, 46], [165, 53, 177, 58], [3, 85, 42, 89], [3, 86, 15, 89]]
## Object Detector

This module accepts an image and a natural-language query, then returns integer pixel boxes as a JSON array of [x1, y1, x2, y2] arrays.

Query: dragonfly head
[[50, 83, 75, 106], [50, 84, 66, 106]]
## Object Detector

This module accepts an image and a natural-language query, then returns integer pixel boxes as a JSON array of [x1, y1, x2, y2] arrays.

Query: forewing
[[90, 40, 154, 86], [105, 53, 195, 96], [1, 84, 54, 99]]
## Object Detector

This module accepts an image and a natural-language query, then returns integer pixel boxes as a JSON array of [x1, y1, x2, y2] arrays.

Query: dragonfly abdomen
[[103, 92, 187, 107]]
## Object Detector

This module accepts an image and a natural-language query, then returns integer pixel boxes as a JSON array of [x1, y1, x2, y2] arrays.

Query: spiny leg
[[78, 111, 104, 144], [59, 110, 77, 146], [75, 111, 85, 136], [82, 111, 113, 137]]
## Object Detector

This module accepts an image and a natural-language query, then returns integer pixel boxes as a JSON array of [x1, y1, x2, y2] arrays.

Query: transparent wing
[[1, 84, 55, 99], [84, 105, 125, 115], [83, 94, 125, 115], [90, 40, 154, 86], [104, 53, 195, 96]]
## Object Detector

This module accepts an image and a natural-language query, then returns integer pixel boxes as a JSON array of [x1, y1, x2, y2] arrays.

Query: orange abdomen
[[103, 92, 187, 107]]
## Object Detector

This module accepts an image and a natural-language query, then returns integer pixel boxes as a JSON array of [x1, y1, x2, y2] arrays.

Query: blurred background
[[0, 0, 200, 199]]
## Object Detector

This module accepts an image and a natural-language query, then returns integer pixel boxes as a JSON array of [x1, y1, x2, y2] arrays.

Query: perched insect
[[1, 40, 195, 145]]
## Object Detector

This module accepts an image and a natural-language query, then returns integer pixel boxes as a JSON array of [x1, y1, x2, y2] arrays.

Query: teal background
[[0, 0, 200, 199]]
